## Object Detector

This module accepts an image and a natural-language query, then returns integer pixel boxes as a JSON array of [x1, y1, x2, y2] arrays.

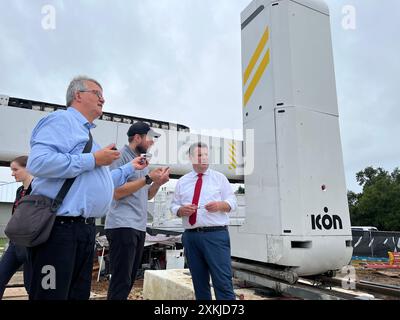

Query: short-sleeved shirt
[[105, 145, 149, 231]]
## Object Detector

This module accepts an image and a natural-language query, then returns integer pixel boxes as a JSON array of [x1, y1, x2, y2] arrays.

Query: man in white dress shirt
[[170, 142, 237, 300]]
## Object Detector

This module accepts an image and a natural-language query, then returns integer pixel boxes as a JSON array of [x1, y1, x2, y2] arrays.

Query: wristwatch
[[145, 174, 153, 185]]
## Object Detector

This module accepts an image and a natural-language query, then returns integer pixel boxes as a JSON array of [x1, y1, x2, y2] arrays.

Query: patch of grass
[[0, 238, 9, 255]]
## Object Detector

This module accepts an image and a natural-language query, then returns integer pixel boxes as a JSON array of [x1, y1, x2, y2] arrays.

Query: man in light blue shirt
[[26, 76, 147, 300]]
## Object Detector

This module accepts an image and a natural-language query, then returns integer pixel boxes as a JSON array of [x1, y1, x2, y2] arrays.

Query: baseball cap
[[127, 121, 161, 138]]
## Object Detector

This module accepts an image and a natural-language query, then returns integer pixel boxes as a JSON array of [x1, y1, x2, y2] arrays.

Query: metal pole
[[97, 246, 105, 282]]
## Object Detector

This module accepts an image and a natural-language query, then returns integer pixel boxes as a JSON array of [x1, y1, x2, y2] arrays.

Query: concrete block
[[3, 287, 28, 300], [143, 269, 196, 300]]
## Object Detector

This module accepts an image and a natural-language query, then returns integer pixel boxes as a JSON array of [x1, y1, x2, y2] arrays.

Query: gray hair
[[66, 76, 102, 106], [188, 142, 208, 156]]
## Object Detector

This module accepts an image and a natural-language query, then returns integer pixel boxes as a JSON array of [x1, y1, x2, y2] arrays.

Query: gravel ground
[[88, 261, 399, 300]]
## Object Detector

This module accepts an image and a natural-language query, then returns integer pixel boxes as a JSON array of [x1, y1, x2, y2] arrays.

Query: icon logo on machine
[[311, 207, 343, 230]]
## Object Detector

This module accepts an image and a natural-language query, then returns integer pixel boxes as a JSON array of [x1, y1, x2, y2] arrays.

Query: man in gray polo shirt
[[105, 122, 170, 300]]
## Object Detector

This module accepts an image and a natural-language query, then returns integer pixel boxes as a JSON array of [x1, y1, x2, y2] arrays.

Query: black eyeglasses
[[79, 90, 103, 99]]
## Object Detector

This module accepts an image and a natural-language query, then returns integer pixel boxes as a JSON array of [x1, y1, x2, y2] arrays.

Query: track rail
[[232, 263, 400, 300], [317, 276, 400, 299]]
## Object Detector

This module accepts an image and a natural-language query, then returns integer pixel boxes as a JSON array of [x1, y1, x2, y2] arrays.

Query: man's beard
[[135, 144, 147, 154]]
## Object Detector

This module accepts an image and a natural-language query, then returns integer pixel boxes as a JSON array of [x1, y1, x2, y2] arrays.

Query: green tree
[[236, 186, 245, 194], [348, 166, 400, 231]]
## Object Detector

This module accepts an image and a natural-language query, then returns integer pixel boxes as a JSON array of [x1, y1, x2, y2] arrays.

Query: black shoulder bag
[[5, 132, 93, 247]]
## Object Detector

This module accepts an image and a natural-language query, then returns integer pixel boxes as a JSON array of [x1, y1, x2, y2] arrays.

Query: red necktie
[[189, 173, 203, 225]]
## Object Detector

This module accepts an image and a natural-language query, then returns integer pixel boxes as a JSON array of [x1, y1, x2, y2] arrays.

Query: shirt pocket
[[202, 186, 222, 203], [180, 186, 196, 204]]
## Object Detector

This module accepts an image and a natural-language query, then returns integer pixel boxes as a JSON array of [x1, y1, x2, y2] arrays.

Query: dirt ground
[[87, 257, 400, 300], [89, 275, 282, 300], [90, 261, 144, 300], [4, 260, 397, 300], [351, 260, 400, 287], [90, 278, 144, 300], [89, 263, 399, 300]]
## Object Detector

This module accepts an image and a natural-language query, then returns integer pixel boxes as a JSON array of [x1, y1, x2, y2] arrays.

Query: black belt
[[186, 226, 227, 232], [55, 216, 96, 225]]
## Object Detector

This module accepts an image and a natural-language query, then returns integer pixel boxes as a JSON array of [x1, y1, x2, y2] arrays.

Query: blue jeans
[[182, 229, 235, 300], [0, 241, 31, 299]]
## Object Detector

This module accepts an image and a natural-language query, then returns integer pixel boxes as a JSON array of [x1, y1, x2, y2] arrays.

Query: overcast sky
[[0, 0, 399, 193]]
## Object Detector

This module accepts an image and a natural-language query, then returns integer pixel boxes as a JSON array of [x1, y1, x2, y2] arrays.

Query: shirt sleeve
[[27, 114, 95, 179], [220, 174, 237, 212], [110, 162, 135, 188], [170, 180, 182, 216]]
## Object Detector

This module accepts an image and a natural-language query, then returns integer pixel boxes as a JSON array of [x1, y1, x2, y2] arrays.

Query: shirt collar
[[67, 106, 96, 130], [124, 145, 137, 158], [190, 168, 210, 177]]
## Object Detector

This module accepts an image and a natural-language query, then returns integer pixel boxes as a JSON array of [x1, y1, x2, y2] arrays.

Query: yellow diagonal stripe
[[243, 48, 270, 107], [229, 155, 237, 165], [228, 141, 237, 170], [243, 27, 269, 86]]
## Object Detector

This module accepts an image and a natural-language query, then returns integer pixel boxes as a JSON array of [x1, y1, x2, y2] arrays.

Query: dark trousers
[[0, 241, 31, 299], [182, 229, 235, 300], [28, 219, 96, 300], [106, 228, 146, 300]]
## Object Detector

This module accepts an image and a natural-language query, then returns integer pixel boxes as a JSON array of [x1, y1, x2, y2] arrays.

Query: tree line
[[348, 166, 400, 231]]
